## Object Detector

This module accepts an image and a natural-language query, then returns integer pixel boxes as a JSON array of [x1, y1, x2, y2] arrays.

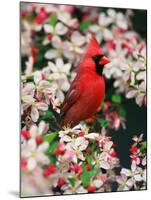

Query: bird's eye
[[92, 54, 104, 64], [92, 55, 104, 75], [93, 54, 103, 62]]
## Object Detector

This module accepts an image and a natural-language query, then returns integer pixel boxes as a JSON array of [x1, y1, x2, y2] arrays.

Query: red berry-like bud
[[47, 164, 56, 174], [43, 169, 50, 177], [21, 158, 27, 169], [86, 117, 94, 124], [21, 11, 29, 17], [87, 185, 96, 193], [131, 156, 137, 161], [32, 47, 39, 54], [103, 101, 111, 112], [54, 143, 65, 155], [32, 55, 37, 63], [86, 147, 91, 154], [82, 15, 89, 20], [97, 106, 101, 112], [35, 7, 48, 24], [86, 164, 91, 171], [21, 130, 30, 139], [72, 164, 83, 174], [36, 136, 43, 145], [94, 140, 99, 145], [117, 27, 125, 33], [47, 34, 52, 41], [130, 146, 138, 154], [78, 131, 85, 137], [58, 178, 66, 187], [41, 73, 45, 80], [110, 151, 117, 157], [112, 143, 117, 148], [106, 40, 116, 50]]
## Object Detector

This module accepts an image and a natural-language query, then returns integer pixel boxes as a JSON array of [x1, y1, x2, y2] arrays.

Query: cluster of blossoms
[[116, 134, 146, 191], [21, 3, 147, 197], [21, 4, 146, 107], [103, 33, 146, 106], [21, 124, 120, 195], [21, 56, 72, 123], [96, 10, 147, 106]]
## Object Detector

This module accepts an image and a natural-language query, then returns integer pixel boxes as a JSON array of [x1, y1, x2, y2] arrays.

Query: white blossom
[[22, 138, 49, 171], [44, 22, 68, 35]]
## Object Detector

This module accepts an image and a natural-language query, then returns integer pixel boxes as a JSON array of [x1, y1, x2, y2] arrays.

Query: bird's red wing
[[60, 81, 82, 117]]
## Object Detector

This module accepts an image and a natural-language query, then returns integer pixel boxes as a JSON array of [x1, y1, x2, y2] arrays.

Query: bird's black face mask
[[92, 55, 104, 75]]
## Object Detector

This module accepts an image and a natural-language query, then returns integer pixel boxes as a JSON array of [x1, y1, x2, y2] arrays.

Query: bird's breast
[[81, 74, 105, 109], [71, 74, 105, 120], [61, 73, 105, 127]]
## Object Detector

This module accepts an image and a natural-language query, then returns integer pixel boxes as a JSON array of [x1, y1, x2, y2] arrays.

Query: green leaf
[[119, 107, 126, 117], [68, 177, 76, 186], [45, 78, 53, 83], [85, 154, 93, 164], [80, 166, 100, 188], [49, 14, 57, 27], [79, 20, 91, 31], [140, 141, 147, 154], [67, 74, 72, 80], [41, 110, 53, 120], [101, 101, 105, 110], [86, 156, 91, 164], [99, 118, 109, 128], [43, 132, 58, 144], [25, 13, 36, 22], [47, 141, 59, 153], [26, 75, 34, 82], [80, 173, 91, 187], [49, 155, 56, 164], [37, 53, 44, 63], [112, 94, 121, 104]]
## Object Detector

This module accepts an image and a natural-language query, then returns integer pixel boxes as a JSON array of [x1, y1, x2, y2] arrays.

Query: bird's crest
[[84, 34, 104, 58]]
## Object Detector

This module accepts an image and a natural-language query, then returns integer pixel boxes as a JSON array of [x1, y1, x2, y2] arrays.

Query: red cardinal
[[60, 36, 110, 127]]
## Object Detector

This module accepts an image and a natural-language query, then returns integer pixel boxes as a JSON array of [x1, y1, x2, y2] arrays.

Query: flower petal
[[52, 35, 62, 48], [55, 22, 68, 35], [63, 63, 71, 74], [38, 121, 48, 135], [100, 161, 110, 169], [36, 152, 49, 164], [136, 71, 146, 81], [71, 31, 85, 46], [31, 107, 39, 122], [44, 24, 54, 34], [56, 90, 65, 103], [134, 174, 142, 181], [85, 133, 99, 140], [126, 178, 134, 187], [30, 124, 38, 138], [56, 58, 64, 69], [27, 138, 37, 151], [136, 93, 144, 106], [45, 50, 58, 60], [22, 95, 34, 104], [93, 180, 103, 188], [34, 71, 42, 84], [121, 168, 131, 176], [126, 90, 137, 98], [27, 157, 37, 171], [37, 142, 49, 152], [22, 82, 35, 96], [36, 102, 48, 111], [89, 24, 100, 32], [60, 80, 70, 92]]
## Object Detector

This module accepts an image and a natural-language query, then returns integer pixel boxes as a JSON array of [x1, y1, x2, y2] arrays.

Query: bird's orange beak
[[99, 56, 110, 65]]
